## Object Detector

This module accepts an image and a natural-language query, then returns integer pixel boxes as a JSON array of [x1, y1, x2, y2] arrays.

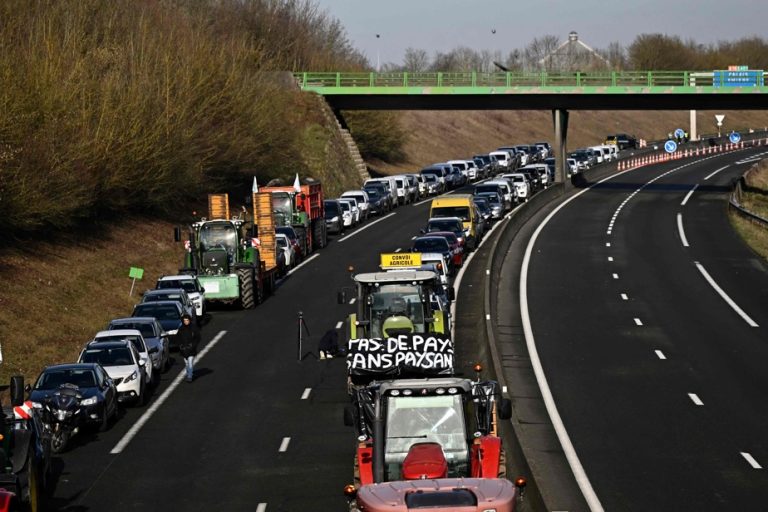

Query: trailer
[[261, 177, 326, 257]]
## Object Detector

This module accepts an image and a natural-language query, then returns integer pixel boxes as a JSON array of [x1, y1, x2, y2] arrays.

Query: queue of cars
[[26, 273, 208, 452]]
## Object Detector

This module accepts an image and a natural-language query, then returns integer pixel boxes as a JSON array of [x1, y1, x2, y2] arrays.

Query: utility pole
[[376, 34, 381, 72]]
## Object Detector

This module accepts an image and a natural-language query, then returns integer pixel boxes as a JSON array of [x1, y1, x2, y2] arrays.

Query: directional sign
[[674, 128, 685, 139], [664, 140, 678, 153], [729, 131, 741, 144]]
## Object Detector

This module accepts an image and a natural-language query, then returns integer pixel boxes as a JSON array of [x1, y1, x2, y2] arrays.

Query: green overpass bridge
[[294, 70, 768, 110], [294, 70, 768, 183]]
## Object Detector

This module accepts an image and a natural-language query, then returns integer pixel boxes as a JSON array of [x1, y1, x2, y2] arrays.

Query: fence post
[[647, 71, 653, 87], [369, 72, 374, 87], [472, 71, 477, 88], [611, 71, 616, 87], [403, 72, 408, 87], [336, 73, 340, 88], [437, 72, 443, 87]]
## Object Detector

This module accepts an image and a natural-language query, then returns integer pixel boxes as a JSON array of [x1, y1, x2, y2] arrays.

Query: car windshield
[[110, 321, 156, 338], [271, 193, 293, 227], [431, 207, 470, 221], [367, 190, 381, 199], [494, 153, 507, 160], [475, 185, 501, 195], [35, 369, 97, 390], [473, 200, 490, 213], [479, 193, 500, 205], [424, 175, 437, 183], [339, 201, 350, 212], [428, 219, 462, 233], [81, 347, 134, 367], [368, 284, 426, 337], [413, 238, 449, 253], [199, 222, 237, 254], [276, 227, 296, 240], [95, 334, 145, 353], [384, 395, 466, 471], [324, 202, 340, 216], [134, 304, 180, 320], [144, 292, 184, 303], [276, 237, 288, 248], [157, 279, 198, 293]]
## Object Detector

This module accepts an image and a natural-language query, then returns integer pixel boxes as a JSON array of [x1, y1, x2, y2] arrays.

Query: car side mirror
[[24, 383, 32, 394], [11, 376, 24, 406], [149, 347, 159, 354], [201, 287, 205, 293]]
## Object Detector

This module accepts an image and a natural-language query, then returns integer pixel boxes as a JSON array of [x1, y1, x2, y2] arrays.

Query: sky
[[314, 0, 766, 67]]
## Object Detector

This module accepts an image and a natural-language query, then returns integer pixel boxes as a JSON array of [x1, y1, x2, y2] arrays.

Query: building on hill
[[539, 31, 610, 72]]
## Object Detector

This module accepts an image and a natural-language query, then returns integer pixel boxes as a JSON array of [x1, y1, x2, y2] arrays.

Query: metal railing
[[294, 71, 768, 89]]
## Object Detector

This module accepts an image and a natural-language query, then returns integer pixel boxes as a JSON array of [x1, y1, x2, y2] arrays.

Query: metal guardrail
[[730, 164, 768, 228], [294, 71, 768, 90]]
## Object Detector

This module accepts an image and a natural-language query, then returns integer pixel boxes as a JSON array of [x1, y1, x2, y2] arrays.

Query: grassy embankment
[[0, 0, 372, 383], [730, 159, 768, 260]]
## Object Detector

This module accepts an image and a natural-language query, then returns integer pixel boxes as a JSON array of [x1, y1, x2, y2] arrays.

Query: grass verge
[[730, 159, 768, 262]]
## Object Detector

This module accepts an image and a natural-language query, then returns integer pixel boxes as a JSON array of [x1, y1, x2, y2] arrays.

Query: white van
[[489, 150, 513, 169], [364, 177, 398, 207]]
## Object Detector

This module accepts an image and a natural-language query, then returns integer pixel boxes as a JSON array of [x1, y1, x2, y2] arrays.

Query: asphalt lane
[[524, 149, 768, 510], [46, 187, 483, 511]]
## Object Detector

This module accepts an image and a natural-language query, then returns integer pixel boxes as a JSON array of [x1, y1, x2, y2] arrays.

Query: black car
[[29, 363, 118, 430], [132, 300, 184, 348], [410, 236, 455, 275], [363, 183, 392, 210], [365, 188, 389, 215]]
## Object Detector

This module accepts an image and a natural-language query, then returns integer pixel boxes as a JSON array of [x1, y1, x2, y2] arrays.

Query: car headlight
[[31, 401, 43, 409], [81, 396, 98, 406], [167, 329, 178, 336], [124, 370, 138, 383]]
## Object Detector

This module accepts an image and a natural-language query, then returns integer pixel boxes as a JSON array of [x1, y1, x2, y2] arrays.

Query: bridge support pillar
[[552, 109, 569, 185]]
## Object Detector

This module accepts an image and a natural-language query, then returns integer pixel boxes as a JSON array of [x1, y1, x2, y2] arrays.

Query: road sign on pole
[[128, 267, 144, 296], [674, 128, 685, 139], [664, 140, 678, 153], [729, 131, 741, 144]]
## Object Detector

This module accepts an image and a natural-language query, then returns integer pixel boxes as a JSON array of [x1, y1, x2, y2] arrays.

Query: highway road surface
[[521, 147, 768, 511]]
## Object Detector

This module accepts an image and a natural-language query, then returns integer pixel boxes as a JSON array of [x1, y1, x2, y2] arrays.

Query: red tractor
[[261, 177, 326, 257], [343, 374, 512, 487]]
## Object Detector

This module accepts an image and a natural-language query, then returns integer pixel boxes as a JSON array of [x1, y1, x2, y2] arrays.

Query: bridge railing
[[294, 71, 766, 89]]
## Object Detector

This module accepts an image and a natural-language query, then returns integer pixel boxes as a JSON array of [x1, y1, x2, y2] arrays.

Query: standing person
[[177, 314, 201, 382]]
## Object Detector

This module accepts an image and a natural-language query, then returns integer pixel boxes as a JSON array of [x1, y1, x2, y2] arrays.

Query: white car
[[79, 340, 147, 406], [520, 164, 551, 188], [489, 150, 513, 169], [338, 198, 360, 224], [484, 179, 515, 209], [156, 275, 206, 317], [567, 158, 579, 174], [341, 190, 370, 219], [275, 232, 295, 270], [501, 173, 531, 202], [447, 160, 470, 181], [393, 176, 411, 205], [414, 174, 428, 198], [338, 200, 354, 227], [92, 329, 155, 386]]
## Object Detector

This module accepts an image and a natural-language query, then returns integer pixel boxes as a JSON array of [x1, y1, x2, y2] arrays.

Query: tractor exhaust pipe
[[373, 393, 385, 483]]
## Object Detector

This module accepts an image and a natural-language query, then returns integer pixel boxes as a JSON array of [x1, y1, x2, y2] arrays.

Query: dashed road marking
[[655, 350, 666, 360], [279, 437, 291, 452], [606, 242, 611, 247], [612, 273, 619, 280], [256, 503, 267, 512], [485, 314, 491, 320], [349, 298, 356, 305], [287, 253, 319, 276], [621, 293, 628, 300], [688, 393, 704, 406], [634, 318, 643, 326], [337, 212, 396, 242], [695, 262, 759, 327], [681, 185, 698, 206], [394, 247, 402, 253], [301, 388, 311, 400], [704, 165, 730, 181], [677, 213, 690, 247], [741, 452, 763, 469], [608, 256, 614, 262], [335, 321, 343, 329]]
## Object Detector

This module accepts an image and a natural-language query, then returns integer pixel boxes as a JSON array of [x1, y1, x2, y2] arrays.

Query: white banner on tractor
[[347, 334, 454, 374]]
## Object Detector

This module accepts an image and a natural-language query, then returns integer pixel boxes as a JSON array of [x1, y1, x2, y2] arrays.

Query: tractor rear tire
[[255, 277, 264, 305], [238, 267, 256, 309], [19, 450, 43, 512]]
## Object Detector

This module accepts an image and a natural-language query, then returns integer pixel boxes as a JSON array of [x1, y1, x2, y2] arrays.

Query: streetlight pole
[[376, 34, 381, 72]]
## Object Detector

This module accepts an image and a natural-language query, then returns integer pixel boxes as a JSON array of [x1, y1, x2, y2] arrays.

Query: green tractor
[[177, 193, 279, 309]]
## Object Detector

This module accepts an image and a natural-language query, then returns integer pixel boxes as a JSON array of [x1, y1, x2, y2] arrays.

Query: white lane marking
[[681, 185, 698, 206], [278, 437, 291, 452], [502, 385, 508, 393], [741, 452, 763, 469], [256, 504, 267, 512], [486, 269, 490, 275], [337, 212, 396, 242], [301, 388, 311, 400], [704, 165, 730, 181], [606, 243, 611, 247], [519, 169, 642, 512], [287, 253, 319, 276], [634, 318, 643, 326], [111, 330, 227, 454], [335, 321, 343, 329], [414, 197, 433, 206], [612, 273, 619, 280], [394, 247, 402, 253], [348, 298, 356, 305], [621, 293, 628, 300], [655, 350, 666, 360], [608, 257, 614, 262], [677, 213, 690, 247], [694, 262, 759, 327], [485, 314, 491, 320], [688, 393, 704, 406]]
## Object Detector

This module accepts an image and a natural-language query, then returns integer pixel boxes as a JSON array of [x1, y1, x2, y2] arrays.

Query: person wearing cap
[[177, 314, 201, 382]]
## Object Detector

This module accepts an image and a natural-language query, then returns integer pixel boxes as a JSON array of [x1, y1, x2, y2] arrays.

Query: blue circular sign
[[729, 131, 741, 144], [664, 140, 678, 153], [674, 128, 685, 139]]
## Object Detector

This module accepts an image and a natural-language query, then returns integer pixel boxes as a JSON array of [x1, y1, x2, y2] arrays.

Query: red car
[[424, 231, 464, 268]]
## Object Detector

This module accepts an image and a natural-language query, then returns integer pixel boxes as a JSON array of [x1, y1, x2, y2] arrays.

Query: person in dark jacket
[[177, 314, 201, 382], [318, 328, 339, 360]]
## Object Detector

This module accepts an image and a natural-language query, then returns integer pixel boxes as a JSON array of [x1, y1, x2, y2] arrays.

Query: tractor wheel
[[255, 275, 264, 305], [19, 450, 43, 512], [497, 448, 507, 479], [238, 267, 256, 309]]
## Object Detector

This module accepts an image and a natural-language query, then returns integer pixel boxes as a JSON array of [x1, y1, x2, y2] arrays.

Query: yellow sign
[[380, 253, 422, 269]]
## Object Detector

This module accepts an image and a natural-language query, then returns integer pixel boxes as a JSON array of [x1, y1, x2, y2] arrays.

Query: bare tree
[[402, 47, 430, 71], [524, 35, 560, 70]]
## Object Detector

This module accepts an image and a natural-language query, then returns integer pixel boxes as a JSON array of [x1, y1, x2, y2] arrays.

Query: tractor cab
[[197, 220, 241, 272], [343, 270, 448, 340], [345, 376, 512, 487]]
